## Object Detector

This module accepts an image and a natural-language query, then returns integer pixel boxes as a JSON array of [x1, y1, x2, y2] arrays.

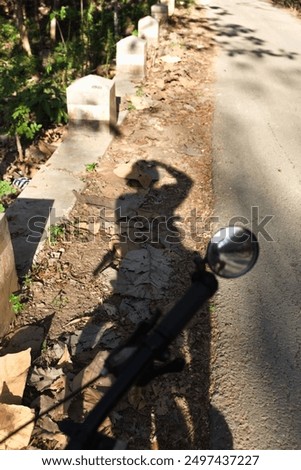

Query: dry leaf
[[0, 403, 34, 449], [160, 55, 182, 63], [0, 348, 31, 405], [34, 375, 71, 420], [72, 350, 111, 393], [115, 246, 172, 299], [57, 344, 72, 368], [127, 386, 146, 410], [29, 366, 64, 392], [81, 387, 103, 413], [52, 433, 68, 449], [0, 325, 44, 358], [113, 160, 153, 189]]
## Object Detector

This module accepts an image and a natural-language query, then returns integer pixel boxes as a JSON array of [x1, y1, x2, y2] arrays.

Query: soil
[[0, 3, 217, 450]]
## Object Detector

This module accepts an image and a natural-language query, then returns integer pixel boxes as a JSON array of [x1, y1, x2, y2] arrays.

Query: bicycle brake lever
[[104, 309, 162, 376], [136, 357, 186, 386]]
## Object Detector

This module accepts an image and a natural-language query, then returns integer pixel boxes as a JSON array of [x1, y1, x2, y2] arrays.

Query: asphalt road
[[200, 0, 301, 449]]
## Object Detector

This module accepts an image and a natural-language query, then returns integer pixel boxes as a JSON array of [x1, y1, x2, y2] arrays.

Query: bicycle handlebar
[[66, 270, 218, 450]]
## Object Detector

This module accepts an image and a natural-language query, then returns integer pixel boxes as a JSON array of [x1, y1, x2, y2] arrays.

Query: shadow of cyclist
[[66, 158, 233, 450]]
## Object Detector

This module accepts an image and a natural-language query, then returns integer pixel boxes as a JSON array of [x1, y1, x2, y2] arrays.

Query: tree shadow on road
[[172, 3, 299, 60]]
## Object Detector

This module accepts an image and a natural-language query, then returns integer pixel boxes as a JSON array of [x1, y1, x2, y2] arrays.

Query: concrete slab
[[6, 111, 127, 277], [114, 75, 139, 98]]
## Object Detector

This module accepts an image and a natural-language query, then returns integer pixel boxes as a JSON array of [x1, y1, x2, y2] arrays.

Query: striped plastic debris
[[12, 177, 30, 190]]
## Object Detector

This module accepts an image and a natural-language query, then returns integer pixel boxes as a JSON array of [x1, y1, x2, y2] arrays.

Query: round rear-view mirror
[[206, 226, 259, 278]]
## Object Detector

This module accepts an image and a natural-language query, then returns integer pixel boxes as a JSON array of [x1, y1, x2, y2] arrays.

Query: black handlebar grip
[[153, 271, 218, 345]]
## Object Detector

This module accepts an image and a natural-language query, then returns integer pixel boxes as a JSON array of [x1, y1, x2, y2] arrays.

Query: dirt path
[[0, 3, 217, 450]]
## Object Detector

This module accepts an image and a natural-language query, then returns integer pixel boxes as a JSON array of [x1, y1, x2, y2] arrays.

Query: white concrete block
[[151, 3, 168, 23], [66, 75, 117, 125], [138, 16, 159, 47], [116, 36, 147, 80], [161, 0, 175, 16], [0, 213, 19, 337]]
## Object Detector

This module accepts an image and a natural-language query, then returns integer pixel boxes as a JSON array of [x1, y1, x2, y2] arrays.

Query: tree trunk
[[14, 0, 32, 56], [50, 0, 59, 43], [15, 133, 24, 162]]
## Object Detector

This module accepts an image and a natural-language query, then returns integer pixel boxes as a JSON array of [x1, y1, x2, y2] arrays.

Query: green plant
[[0, 180, 16, 198], [49, 224, 65, 244], [29, 80, 68, 127], [127, 101, 136, 111], [52, 293, 69, 308], [20, 273, 33, 303], [0, 181, 16, 212], [50, 5, 69, 23], [41, 339, 48, 353], [22, 273, 32, 289], [85, 162, 97, 172], [209, 302, 216, 314], [136, 86, 144, 97], [11, 104, 42, 140], [9, 293, 23, 315]]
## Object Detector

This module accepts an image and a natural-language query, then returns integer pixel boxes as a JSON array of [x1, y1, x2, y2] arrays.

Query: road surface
[[201, 0, 301, 449]]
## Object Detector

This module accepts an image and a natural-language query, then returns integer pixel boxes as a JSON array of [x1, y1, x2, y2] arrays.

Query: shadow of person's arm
[[146, 160, 193, 211]]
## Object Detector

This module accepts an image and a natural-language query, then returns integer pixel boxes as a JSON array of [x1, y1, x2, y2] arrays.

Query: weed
[[209, 303, 216, 314], [136, 86, 144, 97], [49, 224, 65, 244], [41, 339, 48, 353], [0, 180, 16, 198], [127, 101, 136, 111], [11, 105, 42, 140], [85, 162, 97, 172], [22, 273, 32, 289], [52, 293, 69, 308], [0, 181, 16, 213], [9, 293, 23, 315]]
